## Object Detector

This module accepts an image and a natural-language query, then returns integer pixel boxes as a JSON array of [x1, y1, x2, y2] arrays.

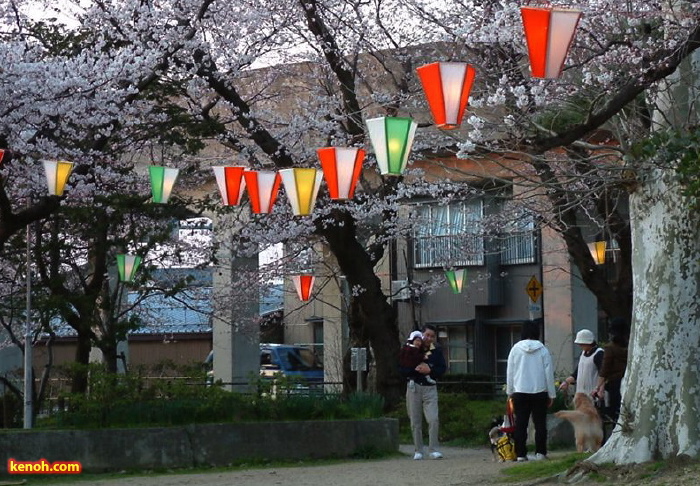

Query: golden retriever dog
[[554, 393, 603, 452]]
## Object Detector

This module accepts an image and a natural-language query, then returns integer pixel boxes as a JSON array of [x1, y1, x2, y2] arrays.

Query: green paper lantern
[[149, 165, 179, 204], [117, 254, 142, 282], [445, 268, 467, 294], [366, 116, 417, 176]]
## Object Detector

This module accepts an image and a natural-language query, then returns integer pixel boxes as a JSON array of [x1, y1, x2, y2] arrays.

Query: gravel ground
[[6, 445, 700, 486], [33, 445, 510, 486]]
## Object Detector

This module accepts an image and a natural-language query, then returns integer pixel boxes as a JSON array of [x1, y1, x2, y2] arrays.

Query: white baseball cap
[[574, 329, 595, 344]]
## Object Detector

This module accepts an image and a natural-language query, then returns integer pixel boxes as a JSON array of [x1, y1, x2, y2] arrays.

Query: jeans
[[511, 391, 549, 458]]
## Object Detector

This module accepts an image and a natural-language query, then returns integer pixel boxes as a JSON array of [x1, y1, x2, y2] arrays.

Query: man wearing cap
[[558, 329, 604, 397]]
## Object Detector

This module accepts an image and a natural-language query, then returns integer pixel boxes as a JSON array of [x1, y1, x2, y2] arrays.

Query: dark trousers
[[511, 391, 548, 458], [606, 378, 622, 421]]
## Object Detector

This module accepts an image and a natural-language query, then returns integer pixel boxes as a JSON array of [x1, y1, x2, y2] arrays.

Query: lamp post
[[24, 159, 75, 429], [24, 216, 33, 429]]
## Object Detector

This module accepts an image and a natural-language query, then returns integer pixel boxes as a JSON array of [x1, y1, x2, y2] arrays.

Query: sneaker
[[533, 453, 548, 461], [516, 457, 528, 462], [413, 452, 424, 460], [429, 451, 444, 459]]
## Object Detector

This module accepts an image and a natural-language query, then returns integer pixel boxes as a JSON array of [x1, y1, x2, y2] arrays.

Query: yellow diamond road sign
[[526, 276, 542, 303]]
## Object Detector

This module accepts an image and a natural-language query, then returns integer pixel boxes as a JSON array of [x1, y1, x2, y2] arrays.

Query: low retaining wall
[[1, 418, 399, 474]]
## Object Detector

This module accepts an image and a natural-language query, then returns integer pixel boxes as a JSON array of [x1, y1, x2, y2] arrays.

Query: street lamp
[[25, 159, 75, 429]]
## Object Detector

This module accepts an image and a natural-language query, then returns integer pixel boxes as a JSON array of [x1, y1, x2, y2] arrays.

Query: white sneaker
[[413, 452, 424, 460], [516, 456, 528, 462], [429, 451, 444, 459], [533, 453, 548, 461]]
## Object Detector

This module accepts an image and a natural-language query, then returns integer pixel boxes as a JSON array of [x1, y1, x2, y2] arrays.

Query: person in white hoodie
[[506, 321, 556, 461]]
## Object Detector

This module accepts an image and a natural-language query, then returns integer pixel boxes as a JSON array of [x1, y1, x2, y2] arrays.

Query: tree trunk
[[71, 333, 92, 394], [318, 211, 402, 410], [590, 169, 700, 463]]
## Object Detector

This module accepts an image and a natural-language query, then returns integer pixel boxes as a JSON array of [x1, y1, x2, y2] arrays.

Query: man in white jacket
[[506, 321, 556, 461]]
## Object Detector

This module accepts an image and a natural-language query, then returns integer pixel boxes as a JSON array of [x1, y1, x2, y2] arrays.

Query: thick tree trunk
[[591, 169, 700, 463], [319, 211, 402, 410]]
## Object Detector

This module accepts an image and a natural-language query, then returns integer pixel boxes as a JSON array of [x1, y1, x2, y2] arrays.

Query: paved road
[[53, 445, 514, 486]]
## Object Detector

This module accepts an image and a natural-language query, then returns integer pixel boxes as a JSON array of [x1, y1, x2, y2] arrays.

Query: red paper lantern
[[212, 166, 246, 206], [520, 6, 582, 79], [292, 275, 315, 301], [416, 62, 476, 130], [316, 147, 365, 200], [243, 170, 281, 214]]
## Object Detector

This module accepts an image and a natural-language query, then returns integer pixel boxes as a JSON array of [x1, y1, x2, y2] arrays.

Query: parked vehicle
[[204, 344, 324, 389], [260, 344, 324, 386]]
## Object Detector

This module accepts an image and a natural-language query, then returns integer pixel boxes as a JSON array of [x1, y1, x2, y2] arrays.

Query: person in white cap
[[558, 329, 604, 397], [399, 331, 437, 385]]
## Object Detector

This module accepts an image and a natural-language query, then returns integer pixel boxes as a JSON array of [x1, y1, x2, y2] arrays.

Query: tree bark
[[318, 210, 402, 410], [590, 168, 700, 462]]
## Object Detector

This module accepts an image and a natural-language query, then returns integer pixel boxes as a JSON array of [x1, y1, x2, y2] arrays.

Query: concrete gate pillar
[[211, 213, 259, 392]]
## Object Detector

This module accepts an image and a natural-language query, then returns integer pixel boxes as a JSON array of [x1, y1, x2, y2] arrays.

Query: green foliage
[[500, 452, 592, 482], [40, 364, 383, 429], [439, 373, 497, 398], [1, 392, 22, 428], [388, 394, 506, 446], [631, 128, 700, 210]]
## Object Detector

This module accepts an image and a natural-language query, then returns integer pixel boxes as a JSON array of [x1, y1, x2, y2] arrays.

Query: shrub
[[388, 392, 505, 446], [40, 364, 383, 429]]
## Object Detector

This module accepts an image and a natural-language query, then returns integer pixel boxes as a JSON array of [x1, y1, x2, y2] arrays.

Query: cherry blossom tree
[[1, 0, 699, 462]]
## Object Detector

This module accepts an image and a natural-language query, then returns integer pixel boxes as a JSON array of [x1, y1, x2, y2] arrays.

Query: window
[[413, 201, 484, 268], [494, 325, 522, 382], [500, 213, 536, 265], [440, 325, 474, 374]]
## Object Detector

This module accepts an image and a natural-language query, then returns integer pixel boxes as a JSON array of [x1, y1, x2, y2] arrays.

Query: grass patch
[[387, 394, 506, 446], [498, 453, 592, 483]]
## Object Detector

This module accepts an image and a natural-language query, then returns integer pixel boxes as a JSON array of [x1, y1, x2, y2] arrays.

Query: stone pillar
[[211, 211, 259, 393]]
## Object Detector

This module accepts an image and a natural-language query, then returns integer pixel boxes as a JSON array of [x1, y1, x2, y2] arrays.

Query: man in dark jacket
[[398, 324, 447, 460]]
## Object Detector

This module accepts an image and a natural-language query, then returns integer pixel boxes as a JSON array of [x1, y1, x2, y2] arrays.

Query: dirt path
[[55, 445, 512, 486]]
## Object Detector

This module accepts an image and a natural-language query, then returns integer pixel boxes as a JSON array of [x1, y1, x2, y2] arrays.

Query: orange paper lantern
[[520, 6, 582, 79], [292, 275, 315, 301], [316, 147, 365, 200], [416, 62, 476, 130], [212, 166, 247, 206], [243, 170, 281, 214]]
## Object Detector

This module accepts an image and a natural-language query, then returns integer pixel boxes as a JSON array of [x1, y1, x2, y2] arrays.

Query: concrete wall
[[0, 418, 398, 475]]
